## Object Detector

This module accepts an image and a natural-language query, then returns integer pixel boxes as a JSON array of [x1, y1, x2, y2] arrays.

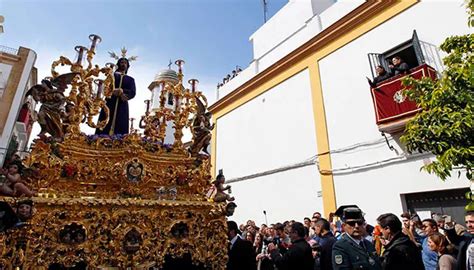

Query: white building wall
[[0, 49, 36, 165], [216, 69, 322, 224], [318, 0, 471, 223], [216, 0, 361, 101], [0, 63, 13, 99]]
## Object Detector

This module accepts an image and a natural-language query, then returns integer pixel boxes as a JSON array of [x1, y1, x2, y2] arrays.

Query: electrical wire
[[224, 137, 432, 183]]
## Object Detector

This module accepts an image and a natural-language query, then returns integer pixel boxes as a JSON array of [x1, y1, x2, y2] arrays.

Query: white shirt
[[346, 233, 362, 245], [467, 239, 474, 270]]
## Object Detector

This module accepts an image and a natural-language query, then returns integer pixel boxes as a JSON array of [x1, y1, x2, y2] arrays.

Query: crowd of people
[[217, 66, 243, 89], [227, 205, 474, 270]]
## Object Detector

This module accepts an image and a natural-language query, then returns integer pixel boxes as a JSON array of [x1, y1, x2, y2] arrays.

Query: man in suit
[[445, 211, 474, 270], [332, 205, 382, 270], [268, 222, 314, 270], [227, 220, 256, 270]]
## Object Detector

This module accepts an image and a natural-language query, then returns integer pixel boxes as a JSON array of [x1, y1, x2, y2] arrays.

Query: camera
[[311, 242, 321, 252], [263, 237, 279, 246], [410, 214, 420, 223]]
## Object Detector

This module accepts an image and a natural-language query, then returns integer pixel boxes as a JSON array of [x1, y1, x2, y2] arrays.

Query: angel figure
[[206, 171, 234, 203], [0, 161, 35, 197], [188, 97, 214, 156], [26, 74, 74, 140]]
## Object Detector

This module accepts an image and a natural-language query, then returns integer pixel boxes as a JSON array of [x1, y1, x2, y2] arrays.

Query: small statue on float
[[206, 170, 234, 203], [188, 97, 214, 156], [14, 199, 34, 227], [26, 73, 76, 141], [0, 161, 35, 197]]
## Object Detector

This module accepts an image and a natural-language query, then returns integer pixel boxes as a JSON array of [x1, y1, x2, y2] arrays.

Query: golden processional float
[[0, 34, 232, 269]]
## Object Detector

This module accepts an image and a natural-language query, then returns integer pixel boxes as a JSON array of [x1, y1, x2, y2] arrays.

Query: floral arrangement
[[85, 134, 173, 152]]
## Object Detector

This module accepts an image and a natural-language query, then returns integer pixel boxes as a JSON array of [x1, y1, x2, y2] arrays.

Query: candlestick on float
[[88, 34, 102, 53], [86, 34, 102, 69], [139, 100, 151, 129], [73, 45, 88, 73], [188, 79, 199, 93], [105, 63, 115, 69], [144, 99, 151, 115], [130, 117, 135, 133], [175, 59, 185, 81], [94, 79, 104, 99], [74, 46, 88, 66]]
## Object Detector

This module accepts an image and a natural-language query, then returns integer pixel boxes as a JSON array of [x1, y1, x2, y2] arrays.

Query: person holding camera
[[273, 223, 291, 254], [267, 222, 314, 270], [377, 213, 424, 270], [444, 210, 474, 270], [256, 235, 275, 270], [401, 212, 423, 246]]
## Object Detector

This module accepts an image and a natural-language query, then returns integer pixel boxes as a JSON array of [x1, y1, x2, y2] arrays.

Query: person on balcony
[[367, 65, 392, 88], [389, 56, 410, 76]]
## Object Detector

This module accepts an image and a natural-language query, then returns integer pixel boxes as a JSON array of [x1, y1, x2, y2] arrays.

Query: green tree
[[400, 1, 473, 180]]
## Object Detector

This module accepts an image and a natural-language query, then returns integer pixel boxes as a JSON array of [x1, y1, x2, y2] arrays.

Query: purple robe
[[96, 72, 136, 135]]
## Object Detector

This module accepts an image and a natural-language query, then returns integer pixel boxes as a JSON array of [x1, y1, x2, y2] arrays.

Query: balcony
[[370, 64, 437, 133], [16, 106, 31, 133]]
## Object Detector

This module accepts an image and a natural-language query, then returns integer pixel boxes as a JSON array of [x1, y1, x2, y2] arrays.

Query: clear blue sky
[[1, 0, 287, 136], [1, 0, 287, 102]]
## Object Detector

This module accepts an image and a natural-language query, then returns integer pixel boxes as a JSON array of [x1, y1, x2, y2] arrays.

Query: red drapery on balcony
[[370, 64, 437, 130]]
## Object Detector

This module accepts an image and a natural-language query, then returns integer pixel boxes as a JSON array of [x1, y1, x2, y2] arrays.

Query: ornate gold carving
[[0, 197, 227, 269], [1, 35, 228, 269], [46, 35, 115, 137]]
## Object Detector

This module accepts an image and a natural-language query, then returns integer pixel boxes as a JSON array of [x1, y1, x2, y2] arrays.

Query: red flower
[[62, 164, 77, 177]]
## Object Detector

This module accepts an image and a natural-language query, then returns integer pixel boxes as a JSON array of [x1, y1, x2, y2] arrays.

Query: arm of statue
[[113, 88, 124, 96], [6, 173, 21, 184], [121, 77, 136, 101]]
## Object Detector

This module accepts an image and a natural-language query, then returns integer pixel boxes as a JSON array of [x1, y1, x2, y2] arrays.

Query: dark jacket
[[381, 232, 424, 270], [270, 238, 314, 270], [332, 233, 382, 270], [445, 227, 473, 270], [319, 232, 337, 270], [227, 237, 257, 270], [372, 72, 392, 86], [392, 62, 410, 75]]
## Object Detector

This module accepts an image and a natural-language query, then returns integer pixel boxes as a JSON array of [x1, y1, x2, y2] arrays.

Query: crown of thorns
[[108, 47, 137, 62]]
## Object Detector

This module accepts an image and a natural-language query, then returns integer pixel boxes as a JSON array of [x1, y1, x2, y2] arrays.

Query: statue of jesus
[[96, 57, 136, 135]]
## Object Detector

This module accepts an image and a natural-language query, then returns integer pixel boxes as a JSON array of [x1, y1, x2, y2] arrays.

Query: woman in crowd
[[254, 233, 264, 254], [427, 232, 457, 270], [246, 231, 256, 246]]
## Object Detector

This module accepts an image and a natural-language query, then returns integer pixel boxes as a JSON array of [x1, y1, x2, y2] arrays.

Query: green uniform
[[332, 234, 382, 270]]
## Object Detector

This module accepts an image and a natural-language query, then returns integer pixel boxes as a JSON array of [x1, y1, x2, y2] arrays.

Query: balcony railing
[[0, 45, 18, 55], [370, 64, 437, 133]]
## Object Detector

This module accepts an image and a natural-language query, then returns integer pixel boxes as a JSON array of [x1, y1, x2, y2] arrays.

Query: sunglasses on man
[[346, 220, 364, 226]]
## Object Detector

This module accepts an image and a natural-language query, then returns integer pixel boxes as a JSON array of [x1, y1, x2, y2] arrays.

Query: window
[[367, 30, 425, 79], [167, 92, 174, 106]]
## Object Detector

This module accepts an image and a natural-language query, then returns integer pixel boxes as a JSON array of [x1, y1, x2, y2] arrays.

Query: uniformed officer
[[332, 205, 382, 270]]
